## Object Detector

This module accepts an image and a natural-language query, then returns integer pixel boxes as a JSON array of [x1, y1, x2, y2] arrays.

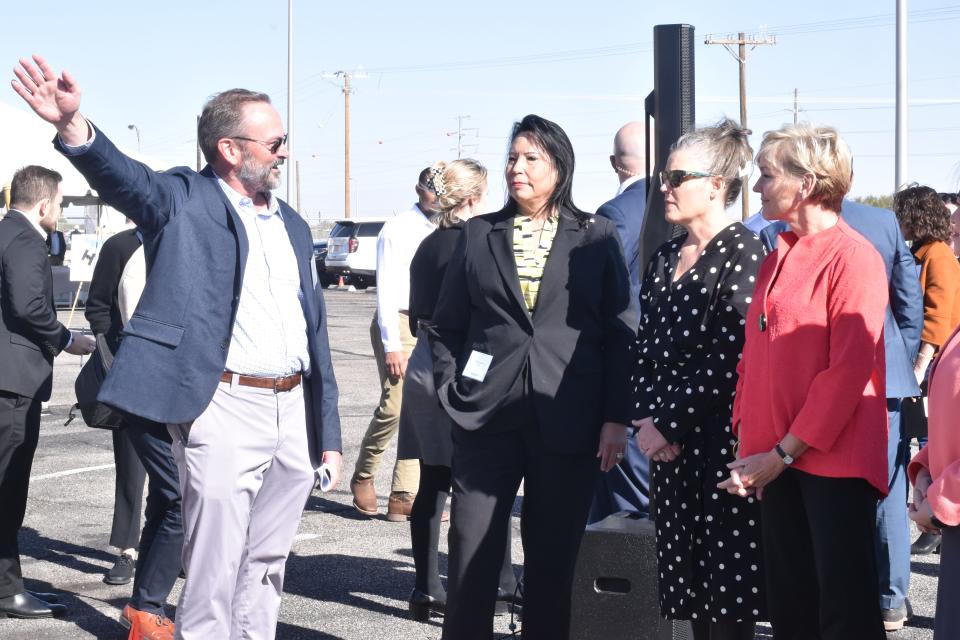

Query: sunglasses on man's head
[[233, 133, 288, 154], [659, 169, 715, 189]]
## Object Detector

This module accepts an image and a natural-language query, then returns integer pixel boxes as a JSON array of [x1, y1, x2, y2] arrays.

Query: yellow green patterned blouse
[[512, 215, 558, 311]]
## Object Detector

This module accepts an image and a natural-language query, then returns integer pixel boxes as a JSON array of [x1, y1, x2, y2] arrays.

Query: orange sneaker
[[120, 603, 175, 640]]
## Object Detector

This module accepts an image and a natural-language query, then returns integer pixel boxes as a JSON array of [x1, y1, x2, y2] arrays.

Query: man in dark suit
[[13, 55, 342, 638], [591, 121, 650, 523], [760, 199, 923, 631], [0, 165, 95, 619], [598, 121, 647, 311], [45, 229, 65, 265]]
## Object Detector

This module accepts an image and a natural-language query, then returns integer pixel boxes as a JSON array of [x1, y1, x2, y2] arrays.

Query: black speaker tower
[[639, 24, 697, 270]]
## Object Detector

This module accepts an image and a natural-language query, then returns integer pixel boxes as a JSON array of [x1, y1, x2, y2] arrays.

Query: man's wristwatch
[[774, 443, 794, 465]]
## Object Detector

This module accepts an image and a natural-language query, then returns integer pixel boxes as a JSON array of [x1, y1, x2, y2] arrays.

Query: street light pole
[[287, 0, 295, 204], [895, 0, 908, 191], [127, 124, 141, 152]]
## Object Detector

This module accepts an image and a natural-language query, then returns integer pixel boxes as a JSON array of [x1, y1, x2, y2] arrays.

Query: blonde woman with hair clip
[[396, 160, 520, 622], [632, 118, 766, 640]]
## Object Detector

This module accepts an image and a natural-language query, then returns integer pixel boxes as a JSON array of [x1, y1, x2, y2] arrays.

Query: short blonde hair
[[757, 124, 853, 212], [427, 159, 487, 227]]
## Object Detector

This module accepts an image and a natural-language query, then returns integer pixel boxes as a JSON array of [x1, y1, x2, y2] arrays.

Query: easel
[[64, 203, 103, 330]]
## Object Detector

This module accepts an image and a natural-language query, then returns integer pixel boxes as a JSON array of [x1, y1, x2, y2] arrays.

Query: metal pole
[[895, 0, 908, 191], [295, 159, 301, 213], [196, 115, 202, 171], [738, 33, 750, 221], [287, 0, 294, 204], [127, 124, 141, 151], [344, 74, 351, 219]]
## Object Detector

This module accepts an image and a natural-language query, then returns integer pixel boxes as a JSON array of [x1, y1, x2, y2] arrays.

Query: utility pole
[[322, 70, 367, 218], [447, 115, 478, 159], [295, 160, 301, 212], [895, 0, 908, 191], [287, 0, 294, 204], [704, 31, 776, 220], [793, 88, 800, 124]]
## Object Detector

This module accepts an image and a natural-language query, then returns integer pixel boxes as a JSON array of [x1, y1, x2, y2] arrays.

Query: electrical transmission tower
[[447, 115, 478, 159]]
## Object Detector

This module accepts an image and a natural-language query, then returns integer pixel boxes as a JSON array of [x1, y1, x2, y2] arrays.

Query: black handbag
[[69, 335, 126, 429], [900, 395, 928, 441]]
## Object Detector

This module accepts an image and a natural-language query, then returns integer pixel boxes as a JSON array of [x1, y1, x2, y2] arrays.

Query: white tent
[[0, 101, 171, 232]]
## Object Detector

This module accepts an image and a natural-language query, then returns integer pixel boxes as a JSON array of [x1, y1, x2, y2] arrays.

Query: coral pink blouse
[[733, 219, 890, 494]]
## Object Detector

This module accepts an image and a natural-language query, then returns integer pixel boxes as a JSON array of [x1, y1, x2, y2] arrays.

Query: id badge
[[462, 350, 493, 382]]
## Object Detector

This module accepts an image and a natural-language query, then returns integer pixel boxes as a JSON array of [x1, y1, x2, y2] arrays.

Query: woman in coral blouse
[[719, 124, 889, 640], [908, 325, 960, 639]]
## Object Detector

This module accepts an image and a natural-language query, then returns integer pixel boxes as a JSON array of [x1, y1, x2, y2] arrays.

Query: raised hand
[[11, 55, 82, 132]]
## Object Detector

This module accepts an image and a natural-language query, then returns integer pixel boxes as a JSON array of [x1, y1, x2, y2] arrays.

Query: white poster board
[[68, 234, 103, 282]]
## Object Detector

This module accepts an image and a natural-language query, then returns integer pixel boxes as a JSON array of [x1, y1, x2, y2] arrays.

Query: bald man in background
[[589, 122, 650, 523], [597, 122, 647, 316]]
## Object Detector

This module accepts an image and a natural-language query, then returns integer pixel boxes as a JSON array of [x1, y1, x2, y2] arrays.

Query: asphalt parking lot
[[0, 290, 942, 639]]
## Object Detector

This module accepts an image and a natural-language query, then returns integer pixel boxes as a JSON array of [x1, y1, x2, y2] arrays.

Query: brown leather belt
[[220, 371, 302, 393]]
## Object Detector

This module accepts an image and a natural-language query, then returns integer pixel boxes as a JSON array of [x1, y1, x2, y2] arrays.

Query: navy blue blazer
[[759, 200, 923, 399], [596, 179, 646, 323], [56, 125, 341, 458]]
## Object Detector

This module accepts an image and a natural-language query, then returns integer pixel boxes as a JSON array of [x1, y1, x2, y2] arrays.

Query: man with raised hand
[[12, 55, 342, 639]]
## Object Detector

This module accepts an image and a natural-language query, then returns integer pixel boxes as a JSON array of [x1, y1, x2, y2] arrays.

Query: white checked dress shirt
[[217, 178, 310, 376], [376, 203, 436, 352]]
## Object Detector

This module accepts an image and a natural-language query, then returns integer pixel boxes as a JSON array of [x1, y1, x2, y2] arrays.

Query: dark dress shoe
[[25, 590, 59, 603], [409, 588, 445, 621], [0, 592, 67, 618], [911, 532, 942, 555], [104, 552, 136, 585]]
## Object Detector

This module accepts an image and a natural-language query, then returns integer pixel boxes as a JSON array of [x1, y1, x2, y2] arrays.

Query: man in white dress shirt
[[351, 169, 437, 520]]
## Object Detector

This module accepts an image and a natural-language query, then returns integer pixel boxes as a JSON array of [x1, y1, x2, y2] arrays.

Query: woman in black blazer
[[430, 114, 635, 640]]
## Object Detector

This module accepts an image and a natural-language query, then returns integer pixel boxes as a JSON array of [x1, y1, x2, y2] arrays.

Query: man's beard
[[238, 154, 283, 192]]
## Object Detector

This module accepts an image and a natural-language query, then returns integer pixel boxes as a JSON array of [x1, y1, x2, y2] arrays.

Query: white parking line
[[31, 463, 115, 481]]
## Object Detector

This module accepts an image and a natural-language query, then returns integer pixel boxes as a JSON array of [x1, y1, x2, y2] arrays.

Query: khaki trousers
[[168, 380, 315, 640], [352, 312, 419, 494]]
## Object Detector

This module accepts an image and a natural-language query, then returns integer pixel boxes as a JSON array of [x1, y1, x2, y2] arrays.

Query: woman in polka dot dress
[[632, 119, 766, 640]]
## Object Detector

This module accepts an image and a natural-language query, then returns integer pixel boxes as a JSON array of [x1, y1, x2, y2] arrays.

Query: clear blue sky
[[3, 1, 959, 220]]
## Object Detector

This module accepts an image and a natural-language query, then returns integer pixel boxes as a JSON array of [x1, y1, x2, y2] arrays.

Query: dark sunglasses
[[660, 169, 715, 189], [233, 133, 288, 154]]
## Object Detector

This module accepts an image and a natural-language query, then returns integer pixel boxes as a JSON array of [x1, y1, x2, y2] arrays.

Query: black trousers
[[0, 392, 41, 598], [410, 463, 516, 599], [126, 417, 183, 616], [109, 425, 146, 550], [761, 468, 885, 640], [441, 422, 599, 640]]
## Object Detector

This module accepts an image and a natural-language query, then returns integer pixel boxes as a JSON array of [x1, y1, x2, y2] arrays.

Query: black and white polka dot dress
[[632, 223, 767, 623]]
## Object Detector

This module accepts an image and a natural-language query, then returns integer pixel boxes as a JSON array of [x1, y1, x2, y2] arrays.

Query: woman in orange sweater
[[719, 124, 889, 640], [893, 185, 960, 380]]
